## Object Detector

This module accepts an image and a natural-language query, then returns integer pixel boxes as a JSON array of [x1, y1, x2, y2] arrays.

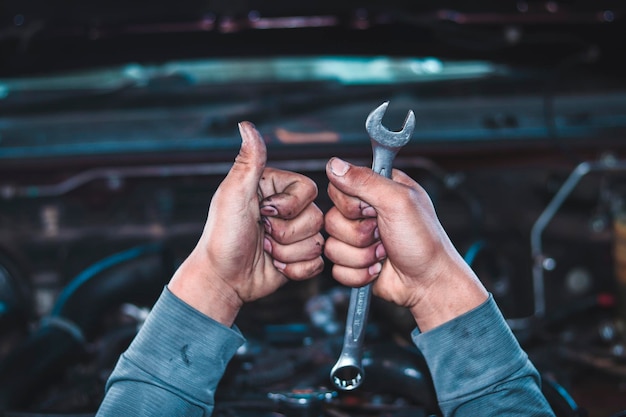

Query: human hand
[[323, 157, 487, 331], [169, 122, 325, 326]]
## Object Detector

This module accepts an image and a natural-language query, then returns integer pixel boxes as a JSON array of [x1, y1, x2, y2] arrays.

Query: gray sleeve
[[412, 294, 556, 417], [96, 286, 245, 417]]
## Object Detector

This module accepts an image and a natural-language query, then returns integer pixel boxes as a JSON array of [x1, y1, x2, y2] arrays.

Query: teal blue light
[[0, 56, 501, 94]]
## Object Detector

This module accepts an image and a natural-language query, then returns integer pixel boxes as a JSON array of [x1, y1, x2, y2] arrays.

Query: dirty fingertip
[[329, 157, 350, 177], [260, 205, 278, 216], [273, 259, 287, 271], [368, 262, 382, 276]]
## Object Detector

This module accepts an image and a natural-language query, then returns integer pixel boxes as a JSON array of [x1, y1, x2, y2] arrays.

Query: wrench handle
[[330, 145, 398, 391], [330, 285, 372, 390]]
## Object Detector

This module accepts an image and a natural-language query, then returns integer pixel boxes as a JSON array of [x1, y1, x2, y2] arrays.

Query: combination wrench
[[330, 101, 416, 390]]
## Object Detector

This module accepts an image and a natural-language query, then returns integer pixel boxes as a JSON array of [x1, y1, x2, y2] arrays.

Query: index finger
[[325, 158, 418, 214], [327, 182, 377, 220], [258, 167, 318, 219]]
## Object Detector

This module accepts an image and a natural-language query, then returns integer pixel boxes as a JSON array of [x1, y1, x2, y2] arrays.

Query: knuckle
[[288, 258, 324, 281], [313, 235, 325, 255], [305, 176, 319, 198], [313, 204, 324, 225], [354, 220, 376, 247], [358, 226, 372, 244], [277, 227, 289, 242], [323, 238, 339, 262], [310, 257, 325, 276]]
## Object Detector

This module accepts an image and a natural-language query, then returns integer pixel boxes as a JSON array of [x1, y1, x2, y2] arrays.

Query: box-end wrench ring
[[330, 101, 415, 390]]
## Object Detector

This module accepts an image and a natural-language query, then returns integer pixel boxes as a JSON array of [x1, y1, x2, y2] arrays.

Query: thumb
[[222, 121, 267, 197], [326, 157, 394, 208]]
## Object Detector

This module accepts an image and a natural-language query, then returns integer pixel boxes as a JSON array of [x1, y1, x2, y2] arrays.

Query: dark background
[[1, 1, 626, 416]]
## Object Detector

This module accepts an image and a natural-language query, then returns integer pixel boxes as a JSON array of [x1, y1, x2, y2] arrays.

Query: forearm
[[168, 250, 242, 327], [409, 245, 489, 333], [97, 287, 245, 417], [412, 295, 555, 417]]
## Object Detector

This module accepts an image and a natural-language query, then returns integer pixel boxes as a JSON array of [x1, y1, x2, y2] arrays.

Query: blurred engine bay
[[2, 2, 626, 416]]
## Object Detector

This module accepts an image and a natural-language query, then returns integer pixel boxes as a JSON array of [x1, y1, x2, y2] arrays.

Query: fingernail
[[361, 206, 376, 217], [375, 243, 386, 260], [260, 205, 278, 216], [329, 157, 350, 177], [374, 227, 380, 239], [263, 237, 272, 253], [368, 262, 382, 276], [262, 217, 272, 233], [238, 121, 256, 133], [273, 259, 287, 271]]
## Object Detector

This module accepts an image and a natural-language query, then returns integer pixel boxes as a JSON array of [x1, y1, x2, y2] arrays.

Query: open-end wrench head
[[365, 101, 416, 148]]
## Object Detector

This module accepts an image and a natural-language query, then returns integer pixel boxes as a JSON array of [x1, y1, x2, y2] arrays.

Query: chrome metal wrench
[[330, 101, 416, 390]]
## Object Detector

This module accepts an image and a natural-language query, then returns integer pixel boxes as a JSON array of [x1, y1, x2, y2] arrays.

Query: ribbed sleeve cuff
[[110, 286, 245, 405], [411, 294, 528, 403]]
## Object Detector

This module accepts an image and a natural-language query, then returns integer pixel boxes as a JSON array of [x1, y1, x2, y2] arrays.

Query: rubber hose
[[0, 326, 81, 412], [0, 244, 173, 412], [51, 244, 172, 339], [361, 343, 441, 415]]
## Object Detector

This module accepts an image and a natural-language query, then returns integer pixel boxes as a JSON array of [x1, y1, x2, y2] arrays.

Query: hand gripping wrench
[[330, 101, 416, 390]]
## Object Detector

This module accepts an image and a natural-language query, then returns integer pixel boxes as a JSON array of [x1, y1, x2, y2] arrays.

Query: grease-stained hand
[[169, 122, 325, 326], [323, 157, 487, 331]]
